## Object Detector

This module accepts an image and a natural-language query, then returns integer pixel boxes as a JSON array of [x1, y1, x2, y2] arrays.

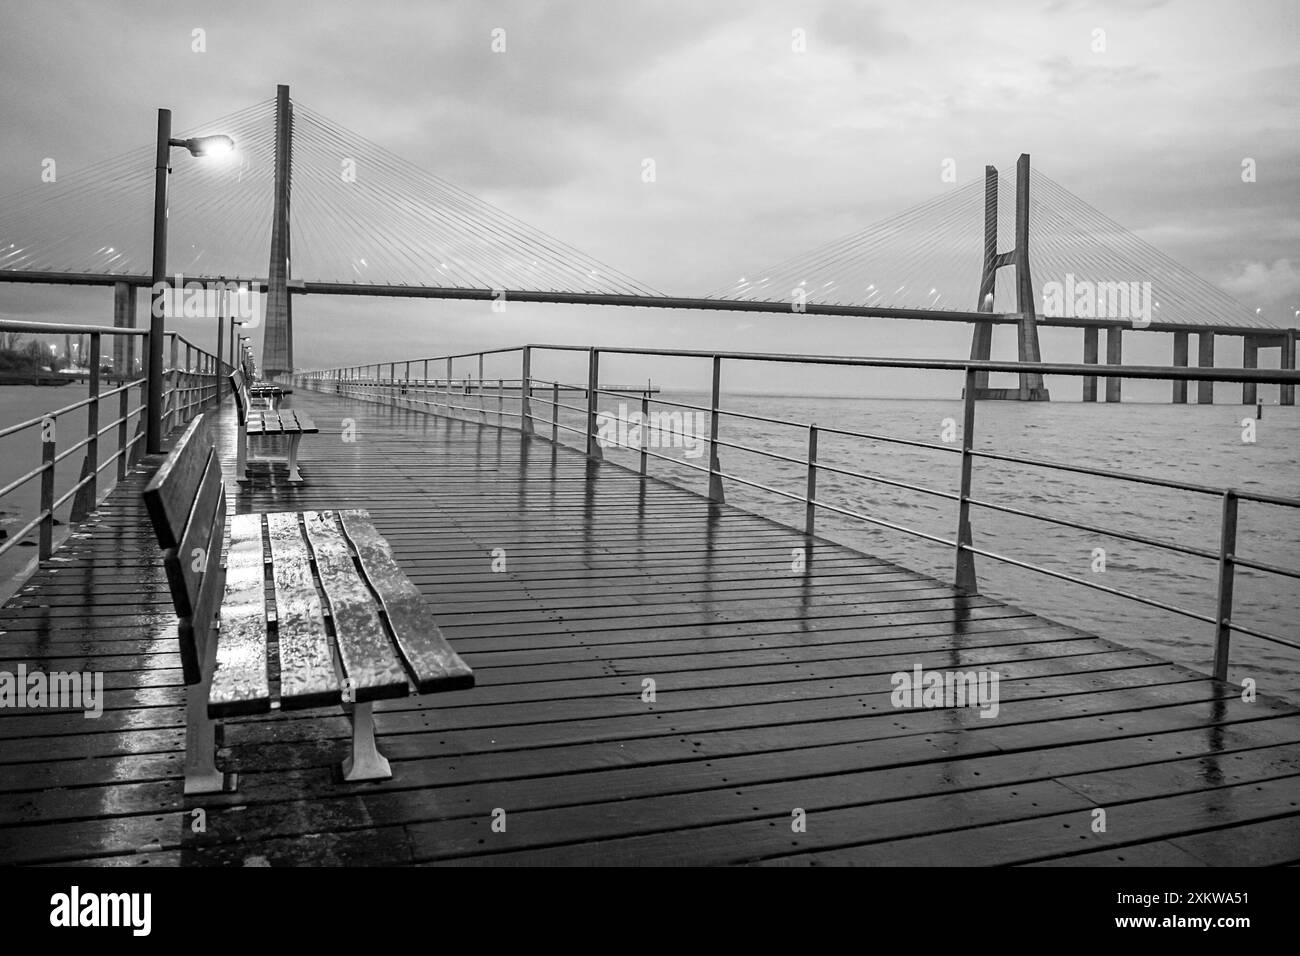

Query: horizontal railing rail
[[0, 319, 225, 568], [293, 344, 1300, 679]]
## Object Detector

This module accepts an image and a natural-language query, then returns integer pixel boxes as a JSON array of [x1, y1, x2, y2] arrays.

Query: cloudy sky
[[0, 0, 1297, 397]]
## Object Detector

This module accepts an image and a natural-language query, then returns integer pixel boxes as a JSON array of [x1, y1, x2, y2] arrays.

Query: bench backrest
[[142, 414, 226, 685], [230, 368, 250, 425]]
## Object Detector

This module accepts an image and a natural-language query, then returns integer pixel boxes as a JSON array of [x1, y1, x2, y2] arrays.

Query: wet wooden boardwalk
[[1, 389, 1299, 866]]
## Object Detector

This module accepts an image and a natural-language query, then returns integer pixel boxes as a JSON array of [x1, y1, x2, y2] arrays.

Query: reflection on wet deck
[[1, 390, 1298, 866]]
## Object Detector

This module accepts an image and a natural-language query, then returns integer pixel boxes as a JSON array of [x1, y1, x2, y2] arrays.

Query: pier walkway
[[1, 389, 1298, 866]]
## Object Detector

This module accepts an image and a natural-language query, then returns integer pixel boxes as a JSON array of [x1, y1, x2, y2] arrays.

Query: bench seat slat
[[340, 510, 474, 693], [265, 512, 341, 710], [209, 513, 272, 718], [302, 510, 410, 702]]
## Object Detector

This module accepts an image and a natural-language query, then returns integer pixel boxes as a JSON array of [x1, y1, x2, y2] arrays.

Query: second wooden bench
[[231, 367, 318, 483]]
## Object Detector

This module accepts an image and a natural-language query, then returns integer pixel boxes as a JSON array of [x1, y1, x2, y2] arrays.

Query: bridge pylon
[[965, 154, 1050, 401], [262, 84, 294, 381]]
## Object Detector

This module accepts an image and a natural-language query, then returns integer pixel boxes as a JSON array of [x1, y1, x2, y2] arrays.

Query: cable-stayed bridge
[[0, 85, 1293, 403]]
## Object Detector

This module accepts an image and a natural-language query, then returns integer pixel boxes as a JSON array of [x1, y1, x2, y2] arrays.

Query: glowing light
[[182, 134, 235, 157]]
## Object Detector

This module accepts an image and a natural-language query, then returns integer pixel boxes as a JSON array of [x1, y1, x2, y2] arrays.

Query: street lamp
[[146, 109, 235, 454]]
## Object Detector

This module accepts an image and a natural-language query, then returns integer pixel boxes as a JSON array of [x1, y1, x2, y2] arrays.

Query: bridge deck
[[1, 389, 1299, 866]]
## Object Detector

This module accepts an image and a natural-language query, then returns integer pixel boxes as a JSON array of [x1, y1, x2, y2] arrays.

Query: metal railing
[[294, 344, 1300, 679], [0, 319, 225, 566]]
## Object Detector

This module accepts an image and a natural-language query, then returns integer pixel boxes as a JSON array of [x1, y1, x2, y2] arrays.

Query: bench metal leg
[[286, 433, 303, 483], [341, 701, 392, 782], [185, 627, 237, 795]]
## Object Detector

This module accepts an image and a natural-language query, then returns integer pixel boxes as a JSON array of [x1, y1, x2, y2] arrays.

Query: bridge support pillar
[[1172, 332, 1188, 403], [1242, 336, 1258, 405], [967, 321, 993, 393], [1283, 330, 1296, 406], [963, 155, 1048, 401], [262, 84, 294, 380], [112, 281, 137, 379], [1082, 327, 1098, 402], [1105, 327, 1122, 402], [1197, 332, 1215, 405]]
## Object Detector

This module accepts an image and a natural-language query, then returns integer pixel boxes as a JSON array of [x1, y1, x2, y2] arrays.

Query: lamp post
[[215, 277, 226, 403], [146, 109, 234, 454], [229, 317, 247, 372]]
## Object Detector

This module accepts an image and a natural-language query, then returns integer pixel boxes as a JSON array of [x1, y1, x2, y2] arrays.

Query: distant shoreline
[[0, 372, 72, 387]]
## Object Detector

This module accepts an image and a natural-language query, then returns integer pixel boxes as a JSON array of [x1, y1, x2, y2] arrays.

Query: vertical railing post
[[954, 368, 979, 593], [117, 382, 130, 481], [639, 390, 650, 475], [804, 424, 819, 535], [585, 348, 603, 460], [1213, 490, 1239, 681], [707, 355, 725, 502], [552, 381, 560, 443], [39, 416, 55, 561], [498, 378, 504, 426], [445, 357, 453, 415], [84, 333, 102, 511], [520, 347, 534, 434], [168, 334, 179, 433], [133, 376, 148, 468], [478, 353, 486, 421]]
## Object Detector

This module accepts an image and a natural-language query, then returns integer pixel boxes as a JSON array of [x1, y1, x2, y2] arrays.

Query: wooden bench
[[249, 384, 282, 411], [143, 414, 474, 795], [242, 360, 283, 411], [231, 368, 318, 483]]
